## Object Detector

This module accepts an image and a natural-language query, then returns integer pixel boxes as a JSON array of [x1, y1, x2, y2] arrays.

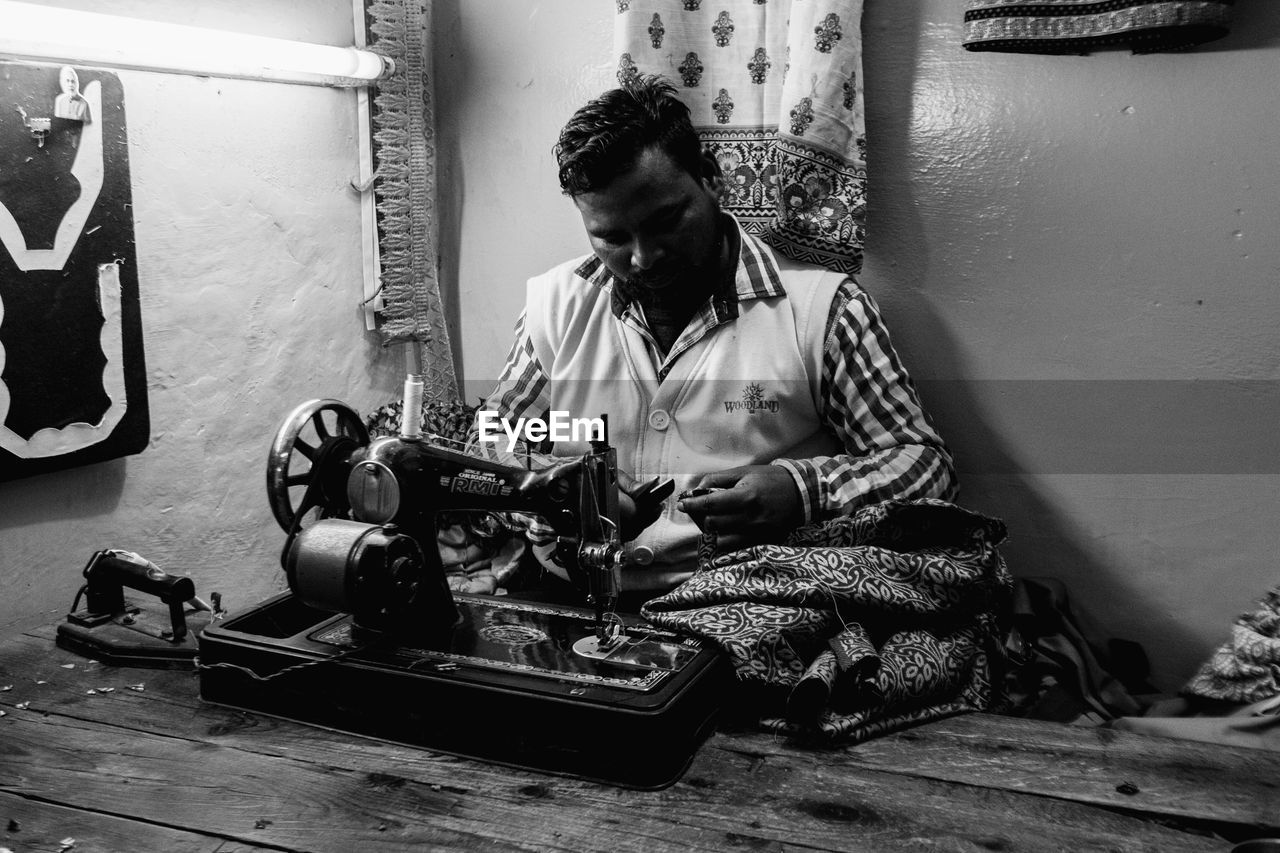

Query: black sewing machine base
[[197, 592, 727, 789]]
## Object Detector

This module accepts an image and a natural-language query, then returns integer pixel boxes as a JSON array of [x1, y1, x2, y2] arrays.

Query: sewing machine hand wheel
[[266, 399, 368, 532]]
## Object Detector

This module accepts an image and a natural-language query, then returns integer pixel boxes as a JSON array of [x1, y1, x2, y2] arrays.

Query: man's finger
[[698, 467, 747, 488], [679, 486, 744, 517], [676, 490, 710, 515]]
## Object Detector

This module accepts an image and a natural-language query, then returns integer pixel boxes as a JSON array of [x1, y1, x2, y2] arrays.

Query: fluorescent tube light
[[0, 1, 394, 87]]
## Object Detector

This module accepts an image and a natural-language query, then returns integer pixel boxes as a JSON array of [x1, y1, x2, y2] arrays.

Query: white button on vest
[[648, 409, 670, 430]]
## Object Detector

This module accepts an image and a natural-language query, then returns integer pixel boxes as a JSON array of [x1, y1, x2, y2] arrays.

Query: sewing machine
[[196, 379, 725, 788]]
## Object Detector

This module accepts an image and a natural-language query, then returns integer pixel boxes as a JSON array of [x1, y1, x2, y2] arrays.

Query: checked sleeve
[[468, 309, 550, 456], [772, 280, 958, 522], [466, 309, 558, 544]]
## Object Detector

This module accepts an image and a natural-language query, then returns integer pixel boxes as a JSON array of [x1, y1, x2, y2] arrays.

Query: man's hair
[[554, 75, 704, 196]]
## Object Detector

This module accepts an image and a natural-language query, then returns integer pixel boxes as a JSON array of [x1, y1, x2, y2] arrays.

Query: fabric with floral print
[[642, 499, 1012, 743], [365, 397, 478, 445], [1184, 584, 1280, 705], [614, 0, 866, 274]]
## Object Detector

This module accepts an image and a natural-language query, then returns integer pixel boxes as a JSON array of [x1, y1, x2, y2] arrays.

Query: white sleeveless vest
[[526, 253, 845, 591]]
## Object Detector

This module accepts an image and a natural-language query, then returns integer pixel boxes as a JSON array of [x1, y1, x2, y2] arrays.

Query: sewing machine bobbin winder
[[196, 378, 726, 789]]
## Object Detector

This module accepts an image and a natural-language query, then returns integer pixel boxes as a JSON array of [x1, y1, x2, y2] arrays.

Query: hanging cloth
[[963, 1, 1235, 55], [614, 0, 866, 275], [368, 0, 458, 404]]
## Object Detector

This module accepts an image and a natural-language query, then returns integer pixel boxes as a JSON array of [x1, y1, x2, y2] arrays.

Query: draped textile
[[641, 500, 1012, 743], [1105, 584, 1280, 752], [368, 0, 458, 403], [614, 0, 866, 275], [1184, 584, 1280, 705], [963, 1, 1235, 55]]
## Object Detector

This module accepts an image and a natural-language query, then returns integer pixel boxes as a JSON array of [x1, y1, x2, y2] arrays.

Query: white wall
[[439, 1, 1280, 691], [858, 4, 1280, 691], [433, 0, 618, 403], [0, 0, 404, 630]]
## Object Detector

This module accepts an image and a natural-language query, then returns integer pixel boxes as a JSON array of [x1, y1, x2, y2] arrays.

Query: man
[[475, 75, 955, 597]]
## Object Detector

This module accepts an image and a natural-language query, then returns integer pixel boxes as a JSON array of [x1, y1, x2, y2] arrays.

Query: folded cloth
[[963, 1, 1235, 55], [1110, 694, 1280, 752], [1098, 586, 1280, 752], [1183, 584, 1280, 705], [641, 499, 1011, 743]]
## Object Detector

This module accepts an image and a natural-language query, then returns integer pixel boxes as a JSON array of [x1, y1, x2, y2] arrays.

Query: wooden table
[[1, 620, 1276, 852]]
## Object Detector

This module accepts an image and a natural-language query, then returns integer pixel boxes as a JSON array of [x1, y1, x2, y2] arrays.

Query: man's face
[[573, 146, 724, 295]]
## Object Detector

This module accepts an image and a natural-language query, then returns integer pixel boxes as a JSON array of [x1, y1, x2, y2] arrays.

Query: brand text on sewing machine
[[475, 411, 605, 452]]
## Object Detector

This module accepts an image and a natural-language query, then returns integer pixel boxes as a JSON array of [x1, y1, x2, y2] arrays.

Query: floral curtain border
[[615, 0, 867, 275]]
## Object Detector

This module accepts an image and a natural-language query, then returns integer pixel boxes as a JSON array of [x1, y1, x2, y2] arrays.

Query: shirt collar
[[573, 214, 788, 319]]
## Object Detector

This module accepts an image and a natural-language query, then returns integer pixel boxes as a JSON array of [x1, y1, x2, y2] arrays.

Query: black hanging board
[[0, 62, 148, 481]]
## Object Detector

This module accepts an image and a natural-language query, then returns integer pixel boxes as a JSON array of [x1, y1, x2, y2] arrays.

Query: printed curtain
[[614, 0, 866, 275]]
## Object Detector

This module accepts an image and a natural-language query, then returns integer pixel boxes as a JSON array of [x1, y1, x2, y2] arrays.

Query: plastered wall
[[857, 3, 1280, 691], [0, 0, 404, 630], [439, 1, 1280, 691]]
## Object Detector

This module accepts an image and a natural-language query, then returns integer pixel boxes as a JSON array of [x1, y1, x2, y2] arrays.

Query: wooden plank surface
[[0, 792, 272, 853], [726, 714, 1279, 833], [3, 711, 531, 853], [11, 627, 1273, 829], [0, 704, 1230, 853], [0, 624, 1264, 852], [845, 713, 1279, 827]]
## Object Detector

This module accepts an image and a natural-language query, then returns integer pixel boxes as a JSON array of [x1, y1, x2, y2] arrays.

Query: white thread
[[400, 374, 424, 438]]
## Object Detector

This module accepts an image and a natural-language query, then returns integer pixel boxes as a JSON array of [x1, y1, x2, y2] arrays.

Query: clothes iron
[[56, 549, 220, 668]]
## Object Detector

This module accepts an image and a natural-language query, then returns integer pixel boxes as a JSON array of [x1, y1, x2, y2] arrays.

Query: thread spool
[[401, 373, 424, 439]]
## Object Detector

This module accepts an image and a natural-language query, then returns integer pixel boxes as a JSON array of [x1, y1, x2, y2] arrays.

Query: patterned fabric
[[473, 220, 955, 550], [1184, 584, 1280, 705], [368, 0, 458, 404], [641, 499, 1011, 743], [963, 1, 1235, 54], [614, 1, 866, 274], [365, 397, 477, 445]]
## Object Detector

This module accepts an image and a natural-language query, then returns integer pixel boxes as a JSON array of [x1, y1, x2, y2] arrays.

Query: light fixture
[[0, 1, 395, 87]]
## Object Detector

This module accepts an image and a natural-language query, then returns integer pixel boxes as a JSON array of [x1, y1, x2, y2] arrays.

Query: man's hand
[[616, 469, 669, 541], [676, 465, 804, 552]]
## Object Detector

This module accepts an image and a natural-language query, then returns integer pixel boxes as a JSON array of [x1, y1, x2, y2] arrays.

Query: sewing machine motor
[[197, 383, 725, 788]]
